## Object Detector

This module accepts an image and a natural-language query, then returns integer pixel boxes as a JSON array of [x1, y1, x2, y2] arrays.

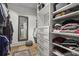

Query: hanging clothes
[[3, 20, 14, 44], [1, 4, 8, 18], [0, 3, 10, 55], [3, 19, 14, 51], [0, 4, 4, 24], [0, 3, 9, 27], [0, 35, 9, 56], [9, 21, 14, 44]]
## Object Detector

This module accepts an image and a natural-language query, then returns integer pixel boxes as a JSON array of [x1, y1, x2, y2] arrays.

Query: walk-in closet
[[1, 3, 79, 56]]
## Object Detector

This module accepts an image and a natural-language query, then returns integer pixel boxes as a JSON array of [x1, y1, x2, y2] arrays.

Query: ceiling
[[8, 3, 37, 15], [8, 3, 37, 10]]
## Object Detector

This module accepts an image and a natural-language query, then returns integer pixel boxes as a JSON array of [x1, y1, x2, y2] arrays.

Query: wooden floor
[[9, 43, 38, 56]]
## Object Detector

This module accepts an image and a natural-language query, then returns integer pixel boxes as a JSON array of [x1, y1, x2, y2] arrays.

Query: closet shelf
[[38, 26, 49, 29], [37, 4, 49, 15], [53, 3, 79, 15], [52, 50, 64, 56], [51, 32, 79, 38], [37, 43, 49, 50], [37, 32, 48, 35], [52, 43, 79, 55], [37, 36, 49, 43], [53, 10, 79, 21]]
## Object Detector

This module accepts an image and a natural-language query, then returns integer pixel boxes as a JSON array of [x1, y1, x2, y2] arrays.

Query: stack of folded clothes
[[60, 23, 79, 33], [53, 18, 79, 33], [52, 37, 79, 55], [60, 39, 79, 47], [52, 37, 79, 48]]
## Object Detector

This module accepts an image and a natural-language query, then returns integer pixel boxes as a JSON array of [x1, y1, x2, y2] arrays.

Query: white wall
[[9, 9, 36, 46]]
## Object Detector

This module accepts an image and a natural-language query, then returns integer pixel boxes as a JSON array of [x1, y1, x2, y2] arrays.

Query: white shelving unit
[[52, 43, 79, 55], [51, 3, 79, 56], [37, 4, 49, 15], [37, 3, 79, 56], [53, 10, 79, 21], [52, 50, 65, 56], [51, 32, 79, 38], [38, 26, 49, 29], [37, 3, 50, 56], [53, 3, 79, 15]]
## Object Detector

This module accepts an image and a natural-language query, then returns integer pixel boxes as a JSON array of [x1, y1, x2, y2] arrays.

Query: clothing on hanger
[[0, 4, 4, 24], [0, 3, 9, 27], [3, 20, 14, 44], [1, 4, 8, 18], [0, 35, 9, 56]]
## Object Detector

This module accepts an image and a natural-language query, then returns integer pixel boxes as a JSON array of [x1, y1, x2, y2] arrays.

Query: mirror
[[18, 16, 28, 41]]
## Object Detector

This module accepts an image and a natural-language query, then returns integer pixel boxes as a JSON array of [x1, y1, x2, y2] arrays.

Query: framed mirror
[[18, 16, 28, 41]]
